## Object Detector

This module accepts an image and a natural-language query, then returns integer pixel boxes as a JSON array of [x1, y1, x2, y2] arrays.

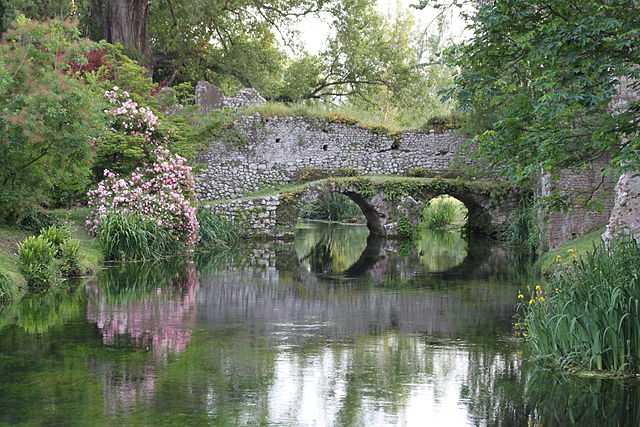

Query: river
[[0, 221, 638, 426]]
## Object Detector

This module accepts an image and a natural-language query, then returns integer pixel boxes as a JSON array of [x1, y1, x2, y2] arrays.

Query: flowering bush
[[104, 87, 160, 142], [94, 87, 164, 177], [87, 147, 199, 247]]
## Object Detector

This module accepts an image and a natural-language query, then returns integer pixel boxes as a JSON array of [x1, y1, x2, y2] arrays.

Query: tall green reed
[[521, 239, 640, 374]]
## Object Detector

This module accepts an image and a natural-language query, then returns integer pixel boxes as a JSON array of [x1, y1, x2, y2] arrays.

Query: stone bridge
[[203, 176, 523, 239]]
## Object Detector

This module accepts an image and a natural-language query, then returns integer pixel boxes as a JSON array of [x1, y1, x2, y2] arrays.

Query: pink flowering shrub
[[87, 147, 199, 247], [94, 87, 166, 177], [104, 87, 161, 144]]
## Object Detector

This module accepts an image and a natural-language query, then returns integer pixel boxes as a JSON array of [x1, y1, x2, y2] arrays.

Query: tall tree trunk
[[88, 0, 150, 62]]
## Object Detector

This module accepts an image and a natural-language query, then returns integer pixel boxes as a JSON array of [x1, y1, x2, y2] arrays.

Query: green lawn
[[538, 228, 604, 275]]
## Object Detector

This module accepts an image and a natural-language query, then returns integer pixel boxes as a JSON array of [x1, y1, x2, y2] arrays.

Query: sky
[[290, 0, 473, 55]]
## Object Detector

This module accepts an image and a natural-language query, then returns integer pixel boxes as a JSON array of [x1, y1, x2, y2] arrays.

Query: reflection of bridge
[[294, 224, 508, 282], [205, 176, 524, 239]]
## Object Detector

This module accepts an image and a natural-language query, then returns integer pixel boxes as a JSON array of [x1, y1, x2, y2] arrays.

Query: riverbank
[[0, 208, 102, 295], [537, 228, 604, 275]]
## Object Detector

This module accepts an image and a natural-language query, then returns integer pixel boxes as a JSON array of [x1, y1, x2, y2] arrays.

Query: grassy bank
[[537, 228, 604, 275], [0, 208, 102, 296]]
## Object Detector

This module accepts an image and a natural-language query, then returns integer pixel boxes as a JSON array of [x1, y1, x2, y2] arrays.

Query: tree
[[0, 18, 106, 222], [436, 0, 640, 182], [84, 0, 150, 61]]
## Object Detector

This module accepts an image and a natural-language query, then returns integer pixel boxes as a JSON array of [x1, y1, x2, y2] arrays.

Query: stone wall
[[195, 113, 617, 247], [538, 158, 616, 250], [196, 115, 468, 200]]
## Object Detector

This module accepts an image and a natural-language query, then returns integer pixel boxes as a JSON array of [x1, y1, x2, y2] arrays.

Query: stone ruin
[[195, 81, 266, 112]]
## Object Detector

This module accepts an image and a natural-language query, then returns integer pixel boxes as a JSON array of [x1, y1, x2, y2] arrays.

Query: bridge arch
[[204, 177, 524, 240]]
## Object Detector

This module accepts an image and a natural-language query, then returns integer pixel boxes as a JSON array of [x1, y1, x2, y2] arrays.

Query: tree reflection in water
[[1, 223, 640, 425]]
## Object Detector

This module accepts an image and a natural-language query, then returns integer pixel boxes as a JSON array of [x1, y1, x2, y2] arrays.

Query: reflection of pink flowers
[[86, 264, 199, 360]]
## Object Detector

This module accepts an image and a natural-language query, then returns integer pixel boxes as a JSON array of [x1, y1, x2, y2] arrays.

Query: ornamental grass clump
[[18, 235, 57, 291], [519, 239, 640, 374], [196, 209, 240, 249], [98, 214, 183, 261]]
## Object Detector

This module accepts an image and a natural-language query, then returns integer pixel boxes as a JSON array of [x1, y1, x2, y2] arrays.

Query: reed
[[197, 209, 240, 248], [98, 214, 183, 261], [521, 239, 640, 374]]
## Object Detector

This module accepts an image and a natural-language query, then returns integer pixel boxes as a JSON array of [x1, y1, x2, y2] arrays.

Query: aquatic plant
[[58, 239, 81, 277], [520, 239, 640, 374], [196, 209, 240, 249], [98, 213, 184, 261], [17, 235, 57, 290]]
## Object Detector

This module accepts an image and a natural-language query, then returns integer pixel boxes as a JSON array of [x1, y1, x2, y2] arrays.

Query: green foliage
[[16, 209, 61, 233], [397, 217, 415, 239], [406, 167, 433, 178], [521, 239, 640, 374], [446, 0, 640, 181], [197, 209, 240, 249], [58, 238, 81, 277], [0, 272, 18, 304], [98, 214, 184, 261], [0, 18, 106, 223], [300, 193, 365, 223], [421, 196, 467, 230], [505, 198, 539, 255], [17, 236, 57, 290], [40, 226, 72, 254]]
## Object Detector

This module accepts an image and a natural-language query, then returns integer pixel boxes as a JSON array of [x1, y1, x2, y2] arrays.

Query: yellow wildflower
[[538, 296, 545, 302], [529, 299, 535, 305], [517, 293, 524, 300]]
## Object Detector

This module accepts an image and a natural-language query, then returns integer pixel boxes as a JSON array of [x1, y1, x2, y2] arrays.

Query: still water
[[0, 221, 639, 426]]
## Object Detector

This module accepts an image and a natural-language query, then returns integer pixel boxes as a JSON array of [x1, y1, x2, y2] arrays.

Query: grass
[[537, 228, 604, 275], [521, 238, 640, 375], [243, 102, 462, 135]]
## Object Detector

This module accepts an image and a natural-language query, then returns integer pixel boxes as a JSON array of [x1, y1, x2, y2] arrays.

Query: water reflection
[[86, 261, 199, 360], [0, 222, 639, 426]]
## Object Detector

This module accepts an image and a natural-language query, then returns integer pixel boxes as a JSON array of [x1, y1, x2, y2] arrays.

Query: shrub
[[421, 196, 467, 230], [18, 236, 57, 290], [87, 147, 199, 249], [16, 209, 60, 233], [98, 214, 184, 261], [197, 209, 240, 248], [0, 18, 107, 224], [40, 226, 72, 254], [520, 239, 640, 374], [58, 239, 81, 277]]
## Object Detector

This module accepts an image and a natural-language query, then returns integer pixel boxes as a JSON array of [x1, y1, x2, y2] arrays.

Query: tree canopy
[[439, 0, 640, 182]]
